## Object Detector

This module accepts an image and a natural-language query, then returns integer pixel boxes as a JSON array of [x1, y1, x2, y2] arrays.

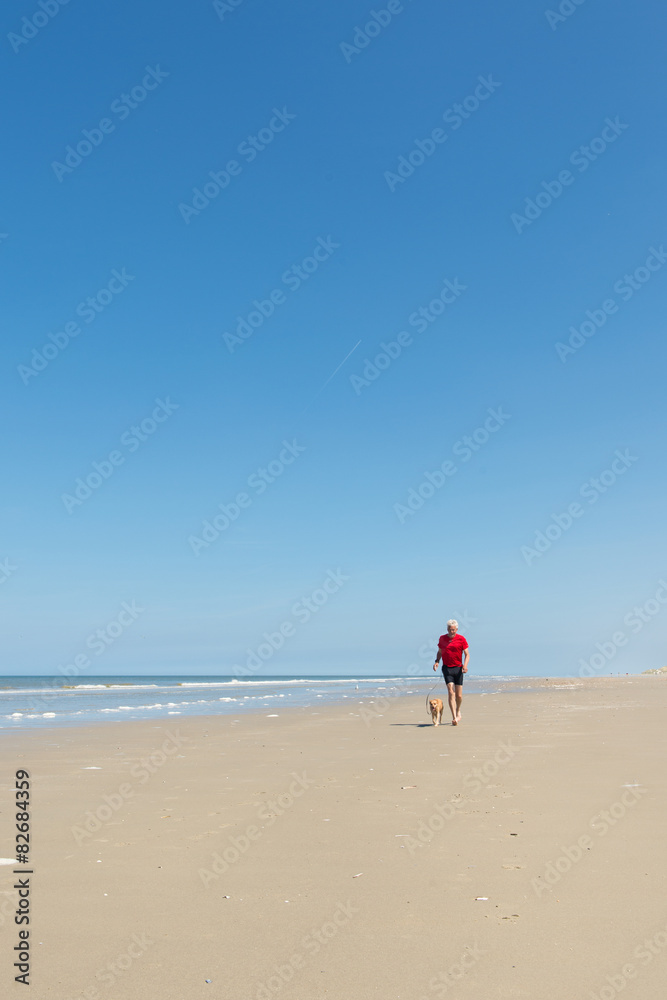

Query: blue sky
[[1, 0, 665, 677]]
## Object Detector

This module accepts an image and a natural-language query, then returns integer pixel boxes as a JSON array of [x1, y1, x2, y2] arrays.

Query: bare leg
[[447, 683, 457, 724], [455, 685, 463, 722]]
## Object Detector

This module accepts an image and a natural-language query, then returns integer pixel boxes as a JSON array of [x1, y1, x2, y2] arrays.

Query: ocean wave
[[69, 683, 159, 691], [0, 683, 162, 697], [0, 677, 413, 697], [0, 673, 520, 730], [175, 677, 404, 688]]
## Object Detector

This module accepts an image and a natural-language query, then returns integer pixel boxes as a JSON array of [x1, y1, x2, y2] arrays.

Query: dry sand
[[1, 675, 666, 999]]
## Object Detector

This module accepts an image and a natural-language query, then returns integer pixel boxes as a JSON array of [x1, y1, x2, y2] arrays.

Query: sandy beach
[[2, 675, 666, 999]]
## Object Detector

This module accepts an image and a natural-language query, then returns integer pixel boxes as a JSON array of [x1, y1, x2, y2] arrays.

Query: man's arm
[[433, 649, 441, 672], [462, 646, 470, 673]]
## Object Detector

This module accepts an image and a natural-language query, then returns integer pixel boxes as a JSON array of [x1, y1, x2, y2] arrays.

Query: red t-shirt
[[438, 634, 468, 669]]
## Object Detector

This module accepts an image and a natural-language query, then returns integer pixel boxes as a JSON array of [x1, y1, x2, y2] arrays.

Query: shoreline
[[2, 675, 665, 999], [0, 672, 660, 740]]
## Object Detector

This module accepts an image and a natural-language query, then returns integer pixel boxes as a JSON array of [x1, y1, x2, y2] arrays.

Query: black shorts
[[442, 668, 463, 686]]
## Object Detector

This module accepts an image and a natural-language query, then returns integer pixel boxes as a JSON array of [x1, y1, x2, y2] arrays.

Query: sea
[[0, 674, 514, 730]]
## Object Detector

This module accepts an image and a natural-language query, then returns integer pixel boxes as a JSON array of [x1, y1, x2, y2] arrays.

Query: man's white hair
[[446, 619, 458, 628]]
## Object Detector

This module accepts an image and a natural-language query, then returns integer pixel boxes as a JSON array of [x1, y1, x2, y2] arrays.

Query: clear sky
[[2, 0, 665, 677]]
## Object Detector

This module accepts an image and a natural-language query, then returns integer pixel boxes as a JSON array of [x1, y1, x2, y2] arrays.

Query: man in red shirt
[[433, 619, 469, 725]]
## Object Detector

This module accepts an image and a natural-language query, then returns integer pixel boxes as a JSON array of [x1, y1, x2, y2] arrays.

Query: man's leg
[[455, 684, 463, 722], [446, 682, 457, 724]]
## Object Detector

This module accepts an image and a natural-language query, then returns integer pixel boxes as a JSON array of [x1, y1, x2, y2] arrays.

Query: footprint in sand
[[501, 914, 520, 921], [502, 864, 524, 869]]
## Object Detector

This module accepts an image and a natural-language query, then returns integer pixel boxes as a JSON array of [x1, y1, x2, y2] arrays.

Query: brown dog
[[429, 698, 444, 726]]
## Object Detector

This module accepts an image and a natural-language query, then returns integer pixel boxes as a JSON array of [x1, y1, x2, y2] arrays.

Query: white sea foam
[[1, 673, 517, 730], [0, 678, 399, 698]]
